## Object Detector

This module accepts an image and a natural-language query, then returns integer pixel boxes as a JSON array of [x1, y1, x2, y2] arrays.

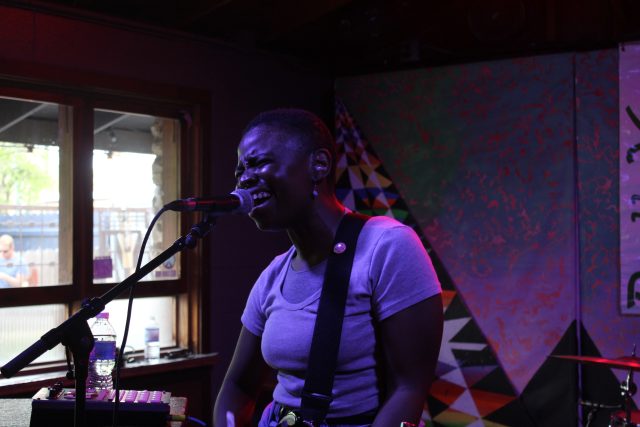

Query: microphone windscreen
[[231, 189, 253, 214]]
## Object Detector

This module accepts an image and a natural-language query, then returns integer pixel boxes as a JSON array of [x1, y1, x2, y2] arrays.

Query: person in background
[[213, 108, 443, 427], [0, 234, 28, 288]]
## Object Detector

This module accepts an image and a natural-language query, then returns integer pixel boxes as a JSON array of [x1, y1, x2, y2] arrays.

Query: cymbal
[[551, 355, 640, 371]]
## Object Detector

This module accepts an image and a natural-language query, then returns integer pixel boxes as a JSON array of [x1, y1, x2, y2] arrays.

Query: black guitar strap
[[299, 212, 370, 424]]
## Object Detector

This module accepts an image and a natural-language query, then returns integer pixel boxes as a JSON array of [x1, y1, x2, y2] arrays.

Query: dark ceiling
[[12, 0, 640, 75]]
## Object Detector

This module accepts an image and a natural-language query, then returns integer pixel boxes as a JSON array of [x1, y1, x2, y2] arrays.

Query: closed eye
[[245, 157, 271, 171], [235, 155, 272, 182], [254, 157, 271, 167]]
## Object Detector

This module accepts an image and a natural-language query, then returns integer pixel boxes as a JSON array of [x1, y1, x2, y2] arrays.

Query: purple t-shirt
[[241, 215, 441, 417]]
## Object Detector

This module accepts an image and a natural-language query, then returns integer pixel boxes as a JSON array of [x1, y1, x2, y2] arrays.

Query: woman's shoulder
[[353, 214, 423, 254], [363, 213, 404, 227], [362, 214, 414, 236]]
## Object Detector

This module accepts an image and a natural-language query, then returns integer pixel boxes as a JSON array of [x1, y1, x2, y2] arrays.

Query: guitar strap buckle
[[277, 408, 315, 426]]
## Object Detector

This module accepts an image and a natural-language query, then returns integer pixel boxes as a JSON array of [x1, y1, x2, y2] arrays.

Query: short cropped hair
[[0, 234, 14, 248], [242, 108, 337, 178]]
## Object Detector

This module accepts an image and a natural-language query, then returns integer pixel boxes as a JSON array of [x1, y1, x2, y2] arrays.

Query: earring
[[312, 182, 319, 199]]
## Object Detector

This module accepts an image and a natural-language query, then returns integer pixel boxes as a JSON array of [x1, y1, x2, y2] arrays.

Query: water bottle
[[144, 316, 160, 362], [87, 312, 117, 390]]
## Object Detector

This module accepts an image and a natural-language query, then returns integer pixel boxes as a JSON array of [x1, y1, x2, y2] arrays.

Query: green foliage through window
[[0, 145, 56, 205]]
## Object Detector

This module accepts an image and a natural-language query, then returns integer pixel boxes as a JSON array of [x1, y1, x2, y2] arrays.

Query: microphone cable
[[111, 206, 169, 427]]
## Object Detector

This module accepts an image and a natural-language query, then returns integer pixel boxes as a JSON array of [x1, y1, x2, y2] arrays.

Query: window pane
[[103, 296, 176, 352], [0, 304, 67, 366], [0, 96, 72, 288], [92, 110, 180, 283]]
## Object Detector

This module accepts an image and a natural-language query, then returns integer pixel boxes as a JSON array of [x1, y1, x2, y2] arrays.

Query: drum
[[609, 410, 640, 427]]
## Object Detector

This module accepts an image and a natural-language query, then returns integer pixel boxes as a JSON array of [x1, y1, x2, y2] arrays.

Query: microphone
[[164, 189, 253, 215]]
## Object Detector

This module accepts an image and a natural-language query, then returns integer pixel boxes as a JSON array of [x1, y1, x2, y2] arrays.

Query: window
[[0, 98, 71, 288], [92, 109, 180, 284], [0, 83, 205, 370]]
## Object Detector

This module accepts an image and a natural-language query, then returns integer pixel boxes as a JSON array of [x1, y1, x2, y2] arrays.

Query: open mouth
[[251, 191, 272, 207]]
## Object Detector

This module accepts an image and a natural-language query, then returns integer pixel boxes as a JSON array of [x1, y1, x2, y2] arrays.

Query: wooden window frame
[[0, 71, 210, 368]]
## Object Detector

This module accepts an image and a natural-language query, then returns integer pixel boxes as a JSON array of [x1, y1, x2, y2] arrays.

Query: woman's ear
[[309, 148, 332, 182]]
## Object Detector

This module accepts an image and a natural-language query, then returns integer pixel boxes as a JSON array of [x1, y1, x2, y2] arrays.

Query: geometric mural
[[334, 48, 640, 426], [334, 98, 532, 426], [335, 54, 580, 399]]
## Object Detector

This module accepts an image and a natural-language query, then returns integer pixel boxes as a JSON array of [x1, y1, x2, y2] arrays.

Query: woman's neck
[[287, 197, 345, 269]]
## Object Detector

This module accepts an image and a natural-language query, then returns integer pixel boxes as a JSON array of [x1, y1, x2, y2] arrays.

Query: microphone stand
[[0, 215, 218, 427]]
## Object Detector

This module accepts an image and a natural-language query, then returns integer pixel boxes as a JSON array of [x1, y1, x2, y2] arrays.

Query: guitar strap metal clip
[[277, 409, 315, 426]]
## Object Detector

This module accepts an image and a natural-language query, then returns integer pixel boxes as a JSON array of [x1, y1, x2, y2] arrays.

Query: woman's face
[[235, 125, 313, 231]]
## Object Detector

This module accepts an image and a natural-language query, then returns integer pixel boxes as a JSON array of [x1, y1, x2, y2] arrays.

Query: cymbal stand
[[580, 400, 620, 427], [619, 347, 637, 427]]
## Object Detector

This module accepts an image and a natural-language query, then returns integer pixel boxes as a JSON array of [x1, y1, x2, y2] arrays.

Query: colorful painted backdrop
[[335, 48, 640, 426]]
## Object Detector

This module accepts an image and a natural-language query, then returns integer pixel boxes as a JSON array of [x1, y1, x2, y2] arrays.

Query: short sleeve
[[241, 271, 269, 337], [369, 224, 441, 321]]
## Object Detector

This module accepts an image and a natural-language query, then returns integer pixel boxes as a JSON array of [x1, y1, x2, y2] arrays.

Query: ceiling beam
[[93, 114, 129, 135], [0, 103, 49, 135]]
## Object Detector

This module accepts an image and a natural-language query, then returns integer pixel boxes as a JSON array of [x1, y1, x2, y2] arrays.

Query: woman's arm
[[213, 326, 273, 427], [372, 293, 443, 427]]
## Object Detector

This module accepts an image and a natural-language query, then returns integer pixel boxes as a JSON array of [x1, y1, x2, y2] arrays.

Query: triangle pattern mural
[[334, 98, 532, 426]]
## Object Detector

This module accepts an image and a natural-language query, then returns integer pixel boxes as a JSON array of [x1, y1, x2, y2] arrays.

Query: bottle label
[[91, 340, 116, 360], [145, 327, 159, 343]]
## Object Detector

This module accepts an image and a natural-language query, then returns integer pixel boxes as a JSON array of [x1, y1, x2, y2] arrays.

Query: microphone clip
[[184, 215, 218, 248]]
